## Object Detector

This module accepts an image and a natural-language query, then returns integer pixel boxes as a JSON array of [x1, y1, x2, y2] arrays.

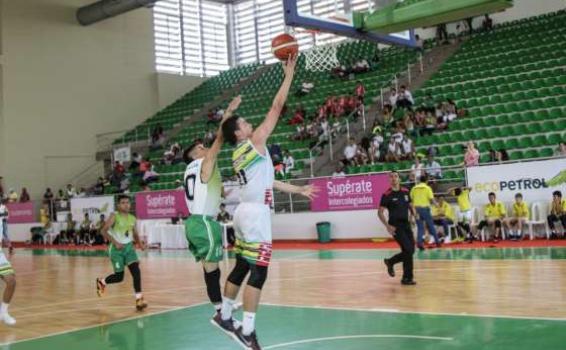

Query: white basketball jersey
[[232, 140, 274, 207], [183, 158, 222, 217]]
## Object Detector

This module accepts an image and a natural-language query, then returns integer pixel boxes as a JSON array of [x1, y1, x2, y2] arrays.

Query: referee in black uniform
[[378, 171, 417, 285]]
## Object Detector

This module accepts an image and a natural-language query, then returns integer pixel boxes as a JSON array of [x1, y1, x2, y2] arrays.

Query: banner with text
[[466, 158, 566, 206], [309, 174, 390, 212], [135, 190, 189, 220], [6, 202, 35, 223], [71, 196, 115, 221]]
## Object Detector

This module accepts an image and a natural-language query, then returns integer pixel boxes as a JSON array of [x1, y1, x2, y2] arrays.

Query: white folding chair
[[529, 202, 549, 240]]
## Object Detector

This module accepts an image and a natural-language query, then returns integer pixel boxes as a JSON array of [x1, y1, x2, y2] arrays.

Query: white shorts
[[458, 210, 473, 223], [0, 251, 14, 276], [233, 202, 272, 266]]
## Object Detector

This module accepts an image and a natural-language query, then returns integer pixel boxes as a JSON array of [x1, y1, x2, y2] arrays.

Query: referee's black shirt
[[379, 187, 411, 226]]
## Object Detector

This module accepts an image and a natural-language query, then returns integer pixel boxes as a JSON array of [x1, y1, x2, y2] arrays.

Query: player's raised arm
[[201, 95, 242, 183], [273, 180, 318, 199], [251, 55, 297, 149]]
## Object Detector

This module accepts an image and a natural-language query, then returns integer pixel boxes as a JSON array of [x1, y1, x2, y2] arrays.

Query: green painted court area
[[4, 303, 564, 350]]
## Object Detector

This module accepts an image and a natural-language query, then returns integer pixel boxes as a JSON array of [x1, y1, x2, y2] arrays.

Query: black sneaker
[[384, 259, 395, 277], [211, 311, 237, 338], [401, 279, 417, 286], [234, 327, 262, 350]]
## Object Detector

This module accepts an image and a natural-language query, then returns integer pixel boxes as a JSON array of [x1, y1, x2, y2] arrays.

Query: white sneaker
[[1, 313, 16, 326]]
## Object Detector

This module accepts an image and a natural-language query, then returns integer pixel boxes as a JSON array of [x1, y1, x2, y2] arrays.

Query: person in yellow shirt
[[432, 195, 456, 243], [477, 192, 506, 242], [410, 175, 441, 250], [448, 186, 475, 242], [547, 190, 566, 239], [507, 193, 529, 241]]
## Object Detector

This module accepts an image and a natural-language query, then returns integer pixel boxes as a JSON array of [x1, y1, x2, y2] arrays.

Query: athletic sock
[[242, 311, 256, 336], [0, 303, 8, 315], [135, 293, 143, 300], [221, 297, 235, 321], [214, 303, 222, 312]]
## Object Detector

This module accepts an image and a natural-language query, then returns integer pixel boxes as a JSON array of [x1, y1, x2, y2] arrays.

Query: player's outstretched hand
[[224, 95, 242, 120], [299, 185, 319, 200], [283, 54, 298, 77]]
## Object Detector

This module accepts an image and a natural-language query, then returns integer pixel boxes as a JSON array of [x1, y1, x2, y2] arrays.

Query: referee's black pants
[[389, 223, 415, 281]]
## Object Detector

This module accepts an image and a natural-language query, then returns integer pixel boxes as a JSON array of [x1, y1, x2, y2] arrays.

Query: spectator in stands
[[465, 17, 475, 34], [425, 155, 443, 180], [296, 80, 314, 97], [464, 142, 480, 167], [436, 23, 449, 45], [206, 109, 216, 126], [150, 124, 166, 149], [344, 138, 359, 166], [409, 156, 424, 184], [288, 107, 305, 125], [455, 24, 465, 42], [60, 213, 76, 245], [129, 152, 142, 171], [488, 149, 498, 163], [269, 144, 283, 163], [283, 151, 295, 176], [7, 189, 18, 203], [140, 157, 151, 174], [331, 64, 348, 79], [482, 14, 493, 31], [77, 188, 87, 198], [175, 179, 183, 191], [432, 195, 455, 243], [119, 175, 131, 193], [352, 59, 369, 74], [19, 188, 30, 203], [548, 190, 566, 239], [389, 88, 398, 107], [421, 94, 436, 114], [66, 184, 77, 198], [141, 183, 151, 192], [113, 161, 125, 176], [422, 112, 437, 136], [370, 133, 384, 164], [497, 149, 509, 162], [203, 129, 215, 147], [92, 214, 106, 245], [385, 137, 401, 163], [79, 213, 93, 245], [415, 34, 424, 54], [477, 192, 506, 242], [355, 81, 366, 104], [445, 99, 458, 121], [555, 142, 566, 157], [401, 135, 415, 160], [0, 199, 10, 249], [143, 167, 159, 185], [93, 178, 105, 196], [507, 193, 529, 241], [332, 164, 346, 177], [43, 188, 54, 205], [0, 177, 4, 200]]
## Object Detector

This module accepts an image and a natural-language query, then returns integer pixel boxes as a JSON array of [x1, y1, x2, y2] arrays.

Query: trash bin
[[316, 222, 331, 243]]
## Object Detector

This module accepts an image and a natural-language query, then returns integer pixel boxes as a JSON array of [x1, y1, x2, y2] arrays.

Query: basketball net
[[292, 28, 340, 72]]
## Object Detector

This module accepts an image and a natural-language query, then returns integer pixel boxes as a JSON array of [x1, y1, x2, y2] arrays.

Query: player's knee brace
[[227, 256, 250, 286], [247, 264, 268, 290], [204, 268, 222, 304]]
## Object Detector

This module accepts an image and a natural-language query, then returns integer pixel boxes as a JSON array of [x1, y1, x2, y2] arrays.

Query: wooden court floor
[[0, 247, 564, 349]]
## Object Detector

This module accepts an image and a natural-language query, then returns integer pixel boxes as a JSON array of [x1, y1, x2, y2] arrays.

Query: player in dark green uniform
[[96, 195, 147, 311]]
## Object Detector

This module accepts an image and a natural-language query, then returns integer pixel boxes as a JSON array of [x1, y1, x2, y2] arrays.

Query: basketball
[[271, 33, 299, 61]]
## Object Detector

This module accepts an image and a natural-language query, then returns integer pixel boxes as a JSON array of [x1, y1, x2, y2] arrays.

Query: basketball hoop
[[292, 28, 341, 72]]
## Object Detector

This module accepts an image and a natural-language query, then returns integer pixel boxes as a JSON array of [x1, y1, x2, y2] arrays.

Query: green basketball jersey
[[110, 213, 136, 244]]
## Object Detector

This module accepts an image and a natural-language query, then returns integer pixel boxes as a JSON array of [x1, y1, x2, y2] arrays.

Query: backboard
[[283, 0, 417, 48]]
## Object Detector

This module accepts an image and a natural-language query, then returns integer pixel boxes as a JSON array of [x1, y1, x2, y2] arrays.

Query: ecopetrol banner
[[71, 196, 115, 221], [135, 190, 189, 219], [309, 174, 390, 212], [466, 158, 566, 206]]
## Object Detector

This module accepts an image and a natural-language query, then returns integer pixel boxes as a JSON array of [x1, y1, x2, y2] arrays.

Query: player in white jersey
[[182, 96, 242, 330], [219, 56, 317, 350], [0, 201, 16, 325]]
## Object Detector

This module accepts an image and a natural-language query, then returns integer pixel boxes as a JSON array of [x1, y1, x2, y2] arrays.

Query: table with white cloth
[[146, 223, 188, 249]]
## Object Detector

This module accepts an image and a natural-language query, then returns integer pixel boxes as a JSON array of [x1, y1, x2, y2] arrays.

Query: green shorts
[[184, 215, 223, 263], [109, 242, 139, 273]]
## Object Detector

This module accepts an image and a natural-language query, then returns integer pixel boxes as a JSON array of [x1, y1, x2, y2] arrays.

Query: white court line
[[261, 302, 566, 322], [13, 305, 184, 318], [263, 334, 453, 349], [0, 301, 209, 347]]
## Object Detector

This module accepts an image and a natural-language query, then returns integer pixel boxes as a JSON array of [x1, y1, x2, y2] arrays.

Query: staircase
[[308, 40, 464, 177]]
